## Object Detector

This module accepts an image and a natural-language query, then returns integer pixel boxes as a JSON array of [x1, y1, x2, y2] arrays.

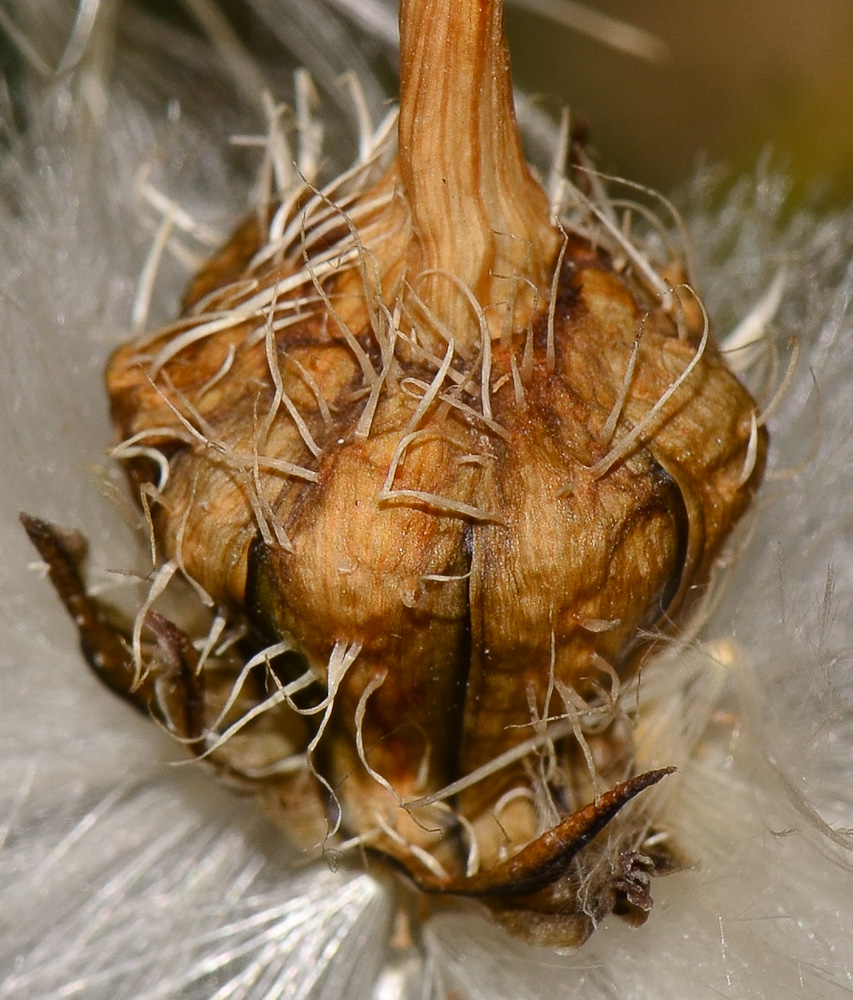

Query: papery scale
[[34, 0, 766, 942]]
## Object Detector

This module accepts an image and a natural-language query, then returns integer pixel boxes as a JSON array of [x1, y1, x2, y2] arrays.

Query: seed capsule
[[27, 0, 765, 944]]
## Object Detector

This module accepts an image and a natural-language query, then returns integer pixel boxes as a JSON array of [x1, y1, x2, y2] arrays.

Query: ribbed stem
[[396, 0, 559, 342]]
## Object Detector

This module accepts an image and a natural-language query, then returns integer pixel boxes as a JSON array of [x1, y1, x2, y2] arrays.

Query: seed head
[[98, 0, 766, 943]]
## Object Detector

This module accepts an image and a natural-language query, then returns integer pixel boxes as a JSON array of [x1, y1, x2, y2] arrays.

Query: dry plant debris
[[23, 0, 766, 944]]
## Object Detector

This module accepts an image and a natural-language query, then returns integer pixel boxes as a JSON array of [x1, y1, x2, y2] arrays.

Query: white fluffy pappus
[[1, 2, 852, 998]]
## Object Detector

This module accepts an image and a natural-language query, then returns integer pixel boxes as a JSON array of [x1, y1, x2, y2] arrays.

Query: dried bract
[[26, 0, 766, 945]]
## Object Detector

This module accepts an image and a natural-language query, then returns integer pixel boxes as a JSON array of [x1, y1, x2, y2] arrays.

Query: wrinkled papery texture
[[2, 0, 853, 997], [101, 0, 764, 928], [106, 225, 762, 879]]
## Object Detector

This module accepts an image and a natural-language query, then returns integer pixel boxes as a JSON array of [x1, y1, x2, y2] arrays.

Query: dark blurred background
[[507, 0, 853, 206]]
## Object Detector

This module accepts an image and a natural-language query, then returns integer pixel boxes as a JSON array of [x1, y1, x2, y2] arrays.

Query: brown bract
[[60, 0, 766, 945]]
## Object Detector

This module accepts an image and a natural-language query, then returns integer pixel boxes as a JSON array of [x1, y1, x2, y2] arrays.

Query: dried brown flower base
[[23, 0, 766, 945]]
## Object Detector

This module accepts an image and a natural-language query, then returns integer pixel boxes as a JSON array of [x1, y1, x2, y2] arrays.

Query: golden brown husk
[[105, 0, 765, 942]]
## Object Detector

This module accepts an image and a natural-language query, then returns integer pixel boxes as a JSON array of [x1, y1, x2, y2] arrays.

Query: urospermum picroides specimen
[[24, 0, 766, 945]]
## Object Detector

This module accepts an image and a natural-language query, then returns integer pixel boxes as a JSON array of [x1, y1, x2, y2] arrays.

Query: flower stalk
[[395, 0, 559, 340]]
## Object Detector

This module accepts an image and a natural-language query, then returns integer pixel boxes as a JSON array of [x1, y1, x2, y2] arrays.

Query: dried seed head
[[100, 0, 765, 943]]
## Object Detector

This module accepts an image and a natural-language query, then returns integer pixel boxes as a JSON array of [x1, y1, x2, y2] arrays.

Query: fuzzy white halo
[[1, 3, 852, 998]]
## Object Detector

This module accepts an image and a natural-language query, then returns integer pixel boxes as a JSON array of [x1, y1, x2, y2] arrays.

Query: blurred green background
[[507, 0, 853, 206]]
